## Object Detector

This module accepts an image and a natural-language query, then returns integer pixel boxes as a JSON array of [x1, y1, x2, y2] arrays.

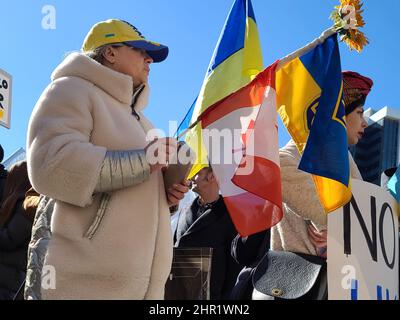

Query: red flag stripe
[[232, 155, 282, 207], [223, 192, 283, 237], [200, 62, 278, 129]]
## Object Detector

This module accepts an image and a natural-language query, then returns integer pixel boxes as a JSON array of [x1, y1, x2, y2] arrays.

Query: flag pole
[[277, 28, 336, 71], [176, 121, 198, 140]]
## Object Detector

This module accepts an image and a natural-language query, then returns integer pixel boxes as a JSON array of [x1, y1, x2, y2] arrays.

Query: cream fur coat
[[27, 53, 172, 299]]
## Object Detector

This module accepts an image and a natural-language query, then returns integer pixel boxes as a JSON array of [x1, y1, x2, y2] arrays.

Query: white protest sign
[[0, 68, 12, 129], [328, 179, 399, 300]]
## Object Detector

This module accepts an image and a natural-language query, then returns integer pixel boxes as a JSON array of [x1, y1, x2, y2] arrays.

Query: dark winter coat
[[0, 199, 33, 300], [0, 164, 7, 204]]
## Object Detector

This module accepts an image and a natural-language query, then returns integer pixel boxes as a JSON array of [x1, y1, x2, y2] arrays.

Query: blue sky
[[0, 0, 399, 159]]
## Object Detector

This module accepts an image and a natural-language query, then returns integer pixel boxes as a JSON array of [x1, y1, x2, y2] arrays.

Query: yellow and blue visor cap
[[82, 19, 169, 63]]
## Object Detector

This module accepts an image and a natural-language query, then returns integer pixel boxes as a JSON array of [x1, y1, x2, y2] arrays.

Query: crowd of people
[[0, 18, 397, 300]]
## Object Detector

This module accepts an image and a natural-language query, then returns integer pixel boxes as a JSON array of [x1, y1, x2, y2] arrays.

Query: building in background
[[350, 107, 399, 185], [3, 147, 26, 169]]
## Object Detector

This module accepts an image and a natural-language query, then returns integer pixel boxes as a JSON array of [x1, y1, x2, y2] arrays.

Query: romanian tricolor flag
[[199, 62, 282, 236], [176, 0, 263, 179], [277, 33, 351, 212]]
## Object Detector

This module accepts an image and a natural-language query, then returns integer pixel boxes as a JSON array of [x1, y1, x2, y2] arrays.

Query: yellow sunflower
[[330, 0, 369, 52]]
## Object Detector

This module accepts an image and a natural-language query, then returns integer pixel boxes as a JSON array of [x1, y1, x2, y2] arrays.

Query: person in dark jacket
[[0, 161, 38, 300], [230, 229, 270, 300], [174, 167, 243, 300], [0, 144, 7, 203]]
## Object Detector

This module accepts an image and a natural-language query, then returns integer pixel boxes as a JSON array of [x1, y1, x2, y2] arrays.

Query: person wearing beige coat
[[26, 19, 189, 299], [271, 139, 363, 255], [272, 71, 373, 257]]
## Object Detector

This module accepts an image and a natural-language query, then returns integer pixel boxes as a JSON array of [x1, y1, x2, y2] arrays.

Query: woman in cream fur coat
[[26, 19, 189, 300]]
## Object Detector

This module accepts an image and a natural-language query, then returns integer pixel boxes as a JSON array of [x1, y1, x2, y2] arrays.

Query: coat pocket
[[84, 193, 111, 240]]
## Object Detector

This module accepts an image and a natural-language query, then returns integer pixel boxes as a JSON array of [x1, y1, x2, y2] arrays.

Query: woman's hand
[[167, 181, 190, 207], [145, 137, 178, 174], [307, 224, 327, 258]]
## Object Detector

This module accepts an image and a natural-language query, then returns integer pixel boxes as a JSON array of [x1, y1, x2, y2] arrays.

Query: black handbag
[[252, 251, 327, 300]]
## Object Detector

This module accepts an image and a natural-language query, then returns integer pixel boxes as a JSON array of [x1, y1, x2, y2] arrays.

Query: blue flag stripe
[[208, 0, 246, 72], [175, 97, 197, 138], [298, 34, 350, 186]]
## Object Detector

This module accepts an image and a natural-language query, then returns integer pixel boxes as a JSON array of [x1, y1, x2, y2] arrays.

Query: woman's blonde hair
[[86, 44, 124, 65]]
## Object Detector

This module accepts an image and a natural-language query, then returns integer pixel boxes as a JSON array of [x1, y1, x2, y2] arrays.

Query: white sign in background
[[328, 180, 399, 300], [0, 68, 12, 129]]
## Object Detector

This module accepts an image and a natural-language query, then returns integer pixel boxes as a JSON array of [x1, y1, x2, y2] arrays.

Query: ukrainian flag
[[176, 0, 263, 178], [277, 34, 351, 212]]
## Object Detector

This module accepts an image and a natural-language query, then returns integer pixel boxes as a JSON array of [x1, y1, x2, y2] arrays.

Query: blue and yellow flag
[[176, 0, 263, 178], [277, 34, 351, 212]]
